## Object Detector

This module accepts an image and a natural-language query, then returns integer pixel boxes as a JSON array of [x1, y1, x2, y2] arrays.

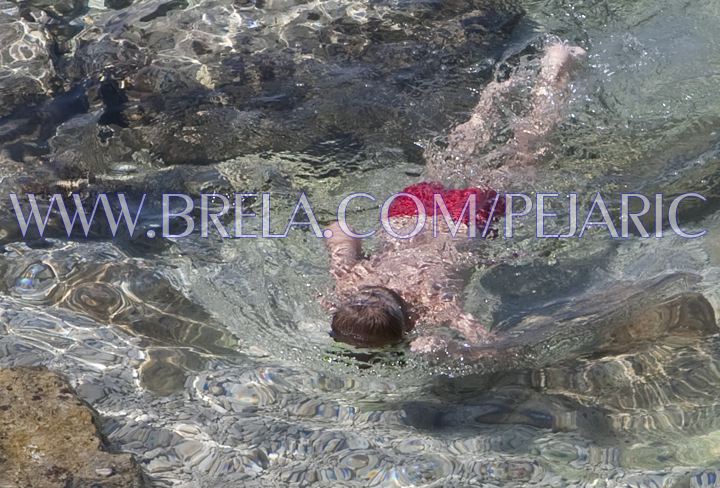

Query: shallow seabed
[[1, 0, 720, 485]]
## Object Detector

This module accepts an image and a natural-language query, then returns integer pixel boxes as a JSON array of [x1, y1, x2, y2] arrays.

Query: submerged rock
[[0, 367, 146, 487], [441, 273, 719, 372], [105, 0, 132, 10], [9, 0, 87, 19], [1, 0, 525, 184]]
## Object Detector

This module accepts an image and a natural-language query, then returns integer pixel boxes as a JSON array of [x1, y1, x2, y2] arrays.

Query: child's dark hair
[[331, 286, 411, 347]]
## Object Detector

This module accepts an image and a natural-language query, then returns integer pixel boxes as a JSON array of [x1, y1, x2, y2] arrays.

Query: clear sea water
[[2, 0, 720, 485]]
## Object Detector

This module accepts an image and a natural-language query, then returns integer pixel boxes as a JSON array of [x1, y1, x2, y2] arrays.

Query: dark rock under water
[[0, 0, 524, 185]]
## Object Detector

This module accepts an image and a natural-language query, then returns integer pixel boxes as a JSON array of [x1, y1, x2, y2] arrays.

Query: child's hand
[[449, 312, 496, 344], [410, 334, 449, 355], [410, 333, 496, 365]]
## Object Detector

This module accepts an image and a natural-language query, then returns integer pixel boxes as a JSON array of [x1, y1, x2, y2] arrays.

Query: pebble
[[95, 467, 114, 477]]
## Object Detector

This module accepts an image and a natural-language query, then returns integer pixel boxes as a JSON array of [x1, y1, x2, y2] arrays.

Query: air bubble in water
[[14, 263, 58, 301]]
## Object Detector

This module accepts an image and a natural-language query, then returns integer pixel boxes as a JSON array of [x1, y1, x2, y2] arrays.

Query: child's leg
[[424, 75, 523, 182], [512, 43, 586, 161], [425, 42, 586, 185]]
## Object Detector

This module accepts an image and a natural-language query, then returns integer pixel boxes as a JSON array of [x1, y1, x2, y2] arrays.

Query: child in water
[[323, 41, 588, 352]]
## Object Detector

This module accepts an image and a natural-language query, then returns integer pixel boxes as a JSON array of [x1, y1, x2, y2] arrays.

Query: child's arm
[[407, 274, 497, 346], [409, 310, 494, 354], [324, 221, 362, 279]]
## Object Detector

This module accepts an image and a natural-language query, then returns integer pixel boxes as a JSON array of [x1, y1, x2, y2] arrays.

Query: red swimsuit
[[387, 182, 504, 228]]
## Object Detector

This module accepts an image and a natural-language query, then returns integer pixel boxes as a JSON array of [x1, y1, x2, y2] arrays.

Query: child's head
[[331, 286, 411, 347]]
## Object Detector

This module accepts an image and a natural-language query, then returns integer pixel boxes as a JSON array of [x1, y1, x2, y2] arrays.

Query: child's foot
[[539, 43, 587, 85]]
